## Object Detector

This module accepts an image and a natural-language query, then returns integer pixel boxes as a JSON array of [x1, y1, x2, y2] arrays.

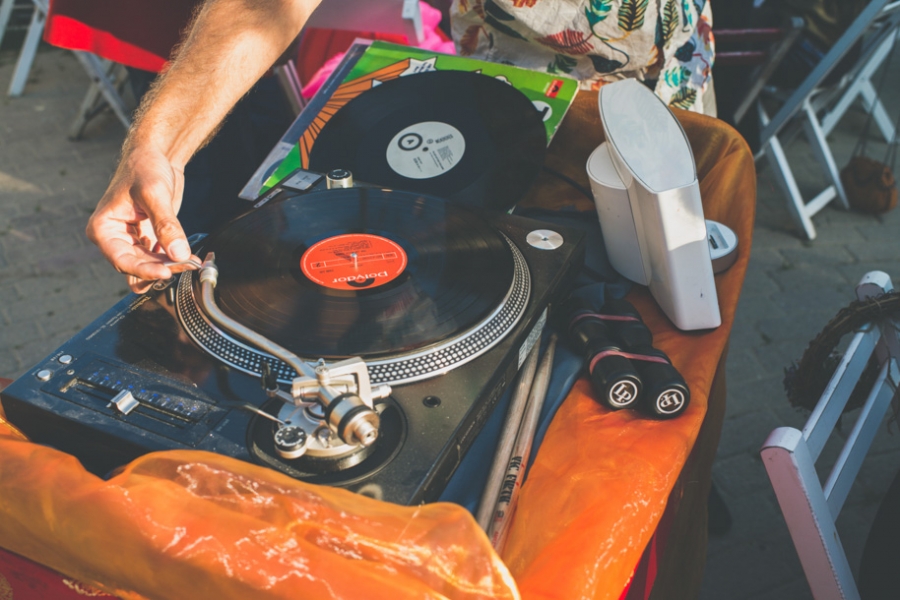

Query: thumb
[[145, 195, 190, 262]]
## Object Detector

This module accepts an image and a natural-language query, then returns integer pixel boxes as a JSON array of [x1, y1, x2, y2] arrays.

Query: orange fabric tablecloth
[[0, 94, 755, 600], [506, 95, 756, 599]]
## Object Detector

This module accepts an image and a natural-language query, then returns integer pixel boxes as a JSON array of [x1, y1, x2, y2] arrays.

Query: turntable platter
[[176, 187, 532, 385]]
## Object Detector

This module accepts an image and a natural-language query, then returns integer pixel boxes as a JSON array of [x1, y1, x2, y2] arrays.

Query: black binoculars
[[560, 297, 690, 419]]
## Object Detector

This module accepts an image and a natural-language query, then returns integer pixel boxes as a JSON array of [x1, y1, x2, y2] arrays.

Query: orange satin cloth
[[0, 430, 519, 600], [506, 95, 756, 599], [0, 93, 755, 600]]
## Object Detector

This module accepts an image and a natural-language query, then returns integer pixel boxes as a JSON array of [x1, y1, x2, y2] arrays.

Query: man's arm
[[87, 0, 321, 291]]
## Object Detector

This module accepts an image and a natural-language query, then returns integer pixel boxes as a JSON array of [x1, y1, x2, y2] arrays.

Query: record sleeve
[[241, 42, 578, 200]]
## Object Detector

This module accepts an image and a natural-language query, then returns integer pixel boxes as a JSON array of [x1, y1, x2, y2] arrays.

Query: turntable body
[[1, 174, 584, 505]]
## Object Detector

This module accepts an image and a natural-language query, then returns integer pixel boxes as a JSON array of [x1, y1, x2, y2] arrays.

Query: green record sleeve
[[250, 41, 578, 198]]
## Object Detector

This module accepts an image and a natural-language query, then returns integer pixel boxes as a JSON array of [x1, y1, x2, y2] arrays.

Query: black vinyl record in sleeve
[[308, 70, 547, 211]]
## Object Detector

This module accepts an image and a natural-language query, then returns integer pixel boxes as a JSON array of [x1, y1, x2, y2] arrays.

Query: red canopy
[[44, 0, 200, 72]]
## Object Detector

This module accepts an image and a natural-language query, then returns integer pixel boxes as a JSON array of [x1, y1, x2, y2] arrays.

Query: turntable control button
[[526, 229, 564, 250], [110, 390, 139, 415], [274, 426, 308, 459], [58, 354, 73, 365], [36, 369, 52, 382]]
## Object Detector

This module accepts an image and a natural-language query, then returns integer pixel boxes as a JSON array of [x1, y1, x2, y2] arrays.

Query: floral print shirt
[[450, 0, 715, 113]]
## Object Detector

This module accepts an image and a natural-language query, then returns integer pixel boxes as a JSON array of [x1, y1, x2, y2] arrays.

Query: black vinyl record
[[307, 70, 547, 211], [196, 187, 515, 359]]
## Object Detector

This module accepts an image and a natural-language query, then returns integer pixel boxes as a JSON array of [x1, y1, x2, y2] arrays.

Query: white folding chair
[[0, 0, 22, 51], [758, 1, 900, 240], [761, 271, 900, 600], [5, 0, 45, 97], [6, 0, 132, 135], [67, 51, 132, 136]]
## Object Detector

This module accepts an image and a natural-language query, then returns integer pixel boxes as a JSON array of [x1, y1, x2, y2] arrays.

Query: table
[[0, 93, 755, 600]]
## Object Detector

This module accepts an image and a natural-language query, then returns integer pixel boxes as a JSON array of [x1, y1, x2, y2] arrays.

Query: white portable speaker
[[589, 79, 721, 331]]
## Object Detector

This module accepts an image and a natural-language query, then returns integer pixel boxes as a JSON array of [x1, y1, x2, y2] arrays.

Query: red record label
[[300, 234, 407, 290]]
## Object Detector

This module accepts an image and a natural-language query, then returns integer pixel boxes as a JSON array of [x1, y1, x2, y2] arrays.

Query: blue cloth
[[439, 209, 632, 513]]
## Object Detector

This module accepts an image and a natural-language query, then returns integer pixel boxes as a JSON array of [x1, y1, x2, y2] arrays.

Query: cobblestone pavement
[[0, 48, 127, 380], [700, 54, 900, 599], [1, 47, 899, 599]]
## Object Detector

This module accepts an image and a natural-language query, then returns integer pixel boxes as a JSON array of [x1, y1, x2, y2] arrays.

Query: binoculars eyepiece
[[560, 297, 690, 419]]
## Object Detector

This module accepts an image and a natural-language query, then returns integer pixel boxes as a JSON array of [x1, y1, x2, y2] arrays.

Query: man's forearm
[[129, 0, 321, 168]]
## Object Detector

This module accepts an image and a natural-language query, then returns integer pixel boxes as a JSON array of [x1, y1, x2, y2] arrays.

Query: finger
[[132, 179, 191, 262], [127, 274, 155, 294], [89, 208, 172, 279], [152, 212, 191, 263], [165, 254, 203, 273], [127, 252, 200, 292], [104, 236, 174, 282]]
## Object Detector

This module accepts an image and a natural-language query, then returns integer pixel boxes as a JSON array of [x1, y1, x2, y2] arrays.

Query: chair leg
[[68, 60, 130, 139], [71, 51, 132, 130], [859, 78, 897, 144], [69, 81, 107, 141], [803, 100, 850, 210], [762, 428, 860, 600], [7, 2, 45, 97], [0, 0, 16, 50], [764, 136, 823, 240], [820, 29, 897, 140], [759, 105, 813, 239]]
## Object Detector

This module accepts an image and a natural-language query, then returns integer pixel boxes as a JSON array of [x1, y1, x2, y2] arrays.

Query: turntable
[[1, 171, 584, 505]]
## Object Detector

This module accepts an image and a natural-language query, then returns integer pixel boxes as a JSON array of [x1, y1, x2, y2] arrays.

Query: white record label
[[386, 121, 465, 180]]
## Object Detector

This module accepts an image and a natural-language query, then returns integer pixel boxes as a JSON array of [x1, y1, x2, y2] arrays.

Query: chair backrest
[[713, 18, 805, 124], [761, 271, 900, 600], [306, 0, 422, 44], [754, 2, 900, 240], [760, 0, 900, 144]]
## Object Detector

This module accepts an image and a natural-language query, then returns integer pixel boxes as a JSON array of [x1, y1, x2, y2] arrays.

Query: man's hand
[[87, 144, 199, 293], [85, 0, 321, 291]]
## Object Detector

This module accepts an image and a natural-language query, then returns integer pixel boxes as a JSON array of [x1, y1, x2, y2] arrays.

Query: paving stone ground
[[700, 49, 900, 600], [0, 48, 128, 379], [1, 46, 899, 599]]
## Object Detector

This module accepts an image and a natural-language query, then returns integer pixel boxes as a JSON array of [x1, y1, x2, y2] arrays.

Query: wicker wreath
[[783, 291, 900, 413]]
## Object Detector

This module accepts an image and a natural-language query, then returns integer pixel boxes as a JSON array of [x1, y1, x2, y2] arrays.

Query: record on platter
[[307, 70, 547, 211], [191, 187, 517, 360]]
